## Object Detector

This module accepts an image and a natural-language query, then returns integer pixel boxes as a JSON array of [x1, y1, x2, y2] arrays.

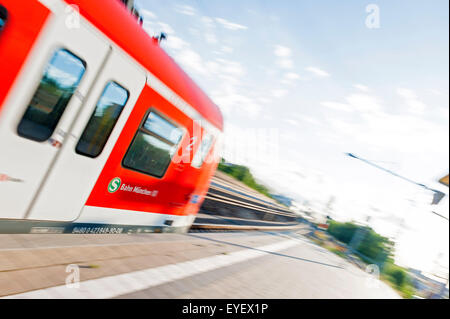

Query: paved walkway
[[0, 231, 400, 298]]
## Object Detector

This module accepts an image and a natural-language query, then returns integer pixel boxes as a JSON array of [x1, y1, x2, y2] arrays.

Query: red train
[[0, 0, 223, 234]]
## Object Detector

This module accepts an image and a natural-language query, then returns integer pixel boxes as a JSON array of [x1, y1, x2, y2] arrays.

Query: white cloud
[[281, 72, 301, 85], [305, 66, 330, 78], [155, 25, 210, 77], [201, 16, 215, 28], [277, 59, 293, 69], [198, 17, 218, 44], [212, 88, 261, 118], [321, 101, 352, 112], [272, 89, 288, 98], [274, 45, 292, 57], [257, 97, 272, 105], [354, 84, 369, 92], [157, 22, 175, 35], [300, 116, 321, 126], [142, 21, 157, 36], [321, 93, 381, 114], [164, 35, 189, 50], [324, 98, 448, 157], [438, 105, 449, 120], [274, 45, 294, 70], [205, 33, 218, 44], [361, 113, 448, 154], [174, 4, 196, 16], [201, 58, 264, 119], [345, 93, 382, 114], [406, 99, 427, 114], [397, 88, 417, 100], [281, 72, 300, 85], [328, 118, 357, 135], [215, 58, 245, 77], [140, 9, 157, 20], [284, 72, 300, 80], [396, 88, 427, 114], [284, 119, 300, 126], [428, 89, 442, 96], [142, 20, 175, 36], [155, 21, 222, 80], [215, 17, 248, 30], [174, 49, 208, 76], [221, 46, 233, 54]]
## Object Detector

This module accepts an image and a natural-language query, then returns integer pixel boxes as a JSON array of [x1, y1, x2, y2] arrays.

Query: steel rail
[[208, 184, 293, 214], [204, 193, 295, 218]]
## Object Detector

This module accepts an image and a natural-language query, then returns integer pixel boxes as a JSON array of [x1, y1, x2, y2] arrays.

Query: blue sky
[[135, 0, 449, 274]]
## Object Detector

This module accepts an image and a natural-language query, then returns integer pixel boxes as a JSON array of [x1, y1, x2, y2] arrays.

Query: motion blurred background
[[0, 0, 448, 300], [132, 0, 449, 287]]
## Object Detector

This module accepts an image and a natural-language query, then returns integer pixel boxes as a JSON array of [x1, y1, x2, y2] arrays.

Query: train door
[[26, 49, 146, 221], [0, 6, 110, 219]]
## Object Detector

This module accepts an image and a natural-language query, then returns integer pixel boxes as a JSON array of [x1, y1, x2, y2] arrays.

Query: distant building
[[408, 268, 449, 299]]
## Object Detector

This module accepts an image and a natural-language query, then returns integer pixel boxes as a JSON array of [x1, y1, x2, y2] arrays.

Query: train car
[[0, 0, 223, 234]]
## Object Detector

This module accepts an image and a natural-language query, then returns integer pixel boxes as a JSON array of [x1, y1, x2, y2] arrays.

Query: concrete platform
[[0, 231, 400, 299]]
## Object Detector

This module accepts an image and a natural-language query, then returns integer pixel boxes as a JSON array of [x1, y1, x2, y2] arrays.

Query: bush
[[327, 221, 358, 244], [384, 263, 408, 288], [382, 262, 415, 298], [326, 219, 415, 298], [327, 220, 394, 265], [391, 269, 406, 287], [217, 161, 274, 199]]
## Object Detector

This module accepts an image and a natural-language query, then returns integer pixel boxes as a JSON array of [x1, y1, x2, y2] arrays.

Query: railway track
[[192, 172, 308, 232], [190, 222, 311, 233]]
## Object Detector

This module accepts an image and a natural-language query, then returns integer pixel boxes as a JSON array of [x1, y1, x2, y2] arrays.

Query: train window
[[122, 111, 184, 178], [0, 4, 7, 32], [191, 133, 213, 168], [76, 82, 129, 158], [17, 49, 86, 142]]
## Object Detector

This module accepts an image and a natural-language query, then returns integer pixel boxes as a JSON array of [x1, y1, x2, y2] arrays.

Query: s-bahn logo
[[108, 177, 121, 193]]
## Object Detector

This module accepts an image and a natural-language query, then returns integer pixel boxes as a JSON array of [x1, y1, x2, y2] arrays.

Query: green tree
[[217, 160, 274, 199], [327, 220, 394, 265]]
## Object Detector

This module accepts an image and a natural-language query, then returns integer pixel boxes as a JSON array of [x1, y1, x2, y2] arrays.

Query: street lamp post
[[346, 153, 448, 219]]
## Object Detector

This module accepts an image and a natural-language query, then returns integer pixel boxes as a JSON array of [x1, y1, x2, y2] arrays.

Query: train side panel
[[0, 0, 113, 219], [0, 0, 223, 232], [0, 0, 50, 111], [81, 83, 220, 227]]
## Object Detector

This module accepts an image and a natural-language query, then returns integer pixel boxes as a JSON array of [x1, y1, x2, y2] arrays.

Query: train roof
[[64, 0, 223, 131]]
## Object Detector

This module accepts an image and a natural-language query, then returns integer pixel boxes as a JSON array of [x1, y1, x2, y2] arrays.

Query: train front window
[[76, 82, 129, 158], [0, 4, 7, 32], [17, 49, 86, 142], [191, 133, 213, 168], [122, 111, 184, 178]]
